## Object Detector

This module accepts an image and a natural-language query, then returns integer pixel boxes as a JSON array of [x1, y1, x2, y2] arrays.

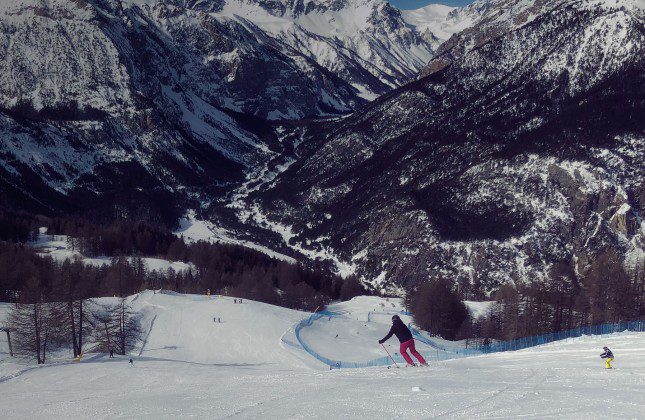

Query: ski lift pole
[[381, 343, 399, 368], [2, 328, 12, 357]]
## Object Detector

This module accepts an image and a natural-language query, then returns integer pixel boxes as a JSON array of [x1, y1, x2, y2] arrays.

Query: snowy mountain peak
[[402, 0, 490, 44]]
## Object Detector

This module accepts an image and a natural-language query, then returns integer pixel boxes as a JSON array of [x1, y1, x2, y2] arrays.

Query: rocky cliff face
[[242, 0, 644, 293], [1, 0, 642, 296], [0, 0, 274, 221], [0, 0, 450, 220], [216, 0, 439, 101]]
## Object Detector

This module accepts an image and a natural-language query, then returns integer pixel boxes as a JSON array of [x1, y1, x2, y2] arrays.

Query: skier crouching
[[600, 346, 614, 369], [379, 315, 427, 367]]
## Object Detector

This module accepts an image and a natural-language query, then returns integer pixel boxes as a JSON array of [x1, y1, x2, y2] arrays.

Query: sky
[[388, 0, 473, 9]]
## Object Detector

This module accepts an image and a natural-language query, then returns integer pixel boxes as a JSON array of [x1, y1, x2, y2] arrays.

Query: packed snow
[[1, 293, 644, 418], [297, 296, 452, 363]]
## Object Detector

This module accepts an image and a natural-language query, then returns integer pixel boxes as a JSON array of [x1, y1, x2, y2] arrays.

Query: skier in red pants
[[379, 315, 427, 366]]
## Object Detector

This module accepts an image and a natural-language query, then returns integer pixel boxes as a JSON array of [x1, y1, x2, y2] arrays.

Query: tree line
[[0, 244, 145, 363], [404, 249, 643, 345], [0, 210, 367, 362], [404, 278, 471, 341], [0, 242, 361, 312], [0, 209, 363, 309], [7, 293, 141, 364], [0, 210, 178, 256], [478, 251, 644, 342]]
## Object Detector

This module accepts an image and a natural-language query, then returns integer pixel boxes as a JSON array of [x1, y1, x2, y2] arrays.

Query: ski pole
[[381, 343, 399, 368]]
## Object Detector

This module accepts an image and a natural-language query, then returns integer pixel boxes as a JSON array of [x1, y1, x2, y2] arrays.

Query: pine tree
[[339, 276, 365, 301], [407, 278, 469, 340]]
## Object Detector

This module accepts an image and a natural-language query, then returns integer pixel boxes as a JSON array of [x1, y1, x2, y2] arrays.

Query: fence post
[[3, 328, 12, 357]]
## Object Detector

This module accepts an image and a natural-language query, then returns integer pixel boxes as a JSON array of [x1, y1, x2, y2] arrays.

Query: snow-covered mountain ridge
[[0, 0, 483, 116], [2, 0, 641, 296], [403, 0, 493, 47], [242, 0, 645, 292], [0, 0, 479, 221], [118, 0, 481, 101]]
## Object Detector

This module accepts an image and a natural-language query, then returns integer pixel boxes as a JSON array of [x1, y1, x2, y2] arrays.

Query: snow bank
[[295, 296, 476, 367], [0, 303, 11, 357], [2, 293, 644, 417]]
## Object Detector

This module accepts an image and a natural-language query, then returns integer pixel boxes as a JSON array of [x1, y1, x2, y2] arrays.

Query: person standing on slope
[[379, 315, 427, 367], [600, 346, 614, 369]]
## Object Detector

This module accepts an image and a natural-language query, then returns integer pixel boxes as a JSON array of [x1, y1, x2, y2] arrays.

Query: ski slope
[[131, 291, 310, 368], [1, 293, 644, 418], [296, 296, 467, 363]]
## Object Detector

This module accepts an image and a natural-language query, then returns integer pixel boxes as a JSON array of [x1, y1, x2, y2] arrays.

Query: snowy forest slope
[[0, 0, 481, 223], [248, 0, 645, 292], [0, 0, 642, 298]]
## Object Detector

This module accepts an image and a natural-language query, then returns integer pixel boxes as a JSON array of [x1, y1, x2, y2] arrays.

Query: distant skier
[[379, 315, 427, 367], [600, 346, 614, 369], [109, 348, 114, 358], [129, 358, 134, 366]]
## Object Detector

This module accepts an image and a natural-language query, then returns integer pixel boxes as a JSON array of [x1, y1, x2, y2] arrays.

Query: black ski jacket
[[600, 349, 614, 359], [379, 319, 413, 344]]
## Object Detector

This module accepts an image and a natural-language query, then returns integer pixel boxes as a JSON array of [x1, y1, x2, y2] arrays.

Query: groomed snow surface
[[1, 293, 644, 419]]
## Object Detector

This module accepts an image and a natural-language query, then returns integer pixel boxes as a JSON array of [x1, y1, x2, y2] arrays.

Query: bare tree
[[46, 259, 96, 358], [88, 299, 142, 355], [116, 298, 143, 355], [7, 299, 58, 364], [88, 301, 118, 353]]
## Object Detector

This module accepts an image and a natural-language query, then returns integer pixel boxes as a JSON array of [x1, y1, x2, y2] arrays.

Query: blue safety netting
[[289, 310, 475, 369], [286, 309, 645, 369], [478, 319, 645, 353]]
